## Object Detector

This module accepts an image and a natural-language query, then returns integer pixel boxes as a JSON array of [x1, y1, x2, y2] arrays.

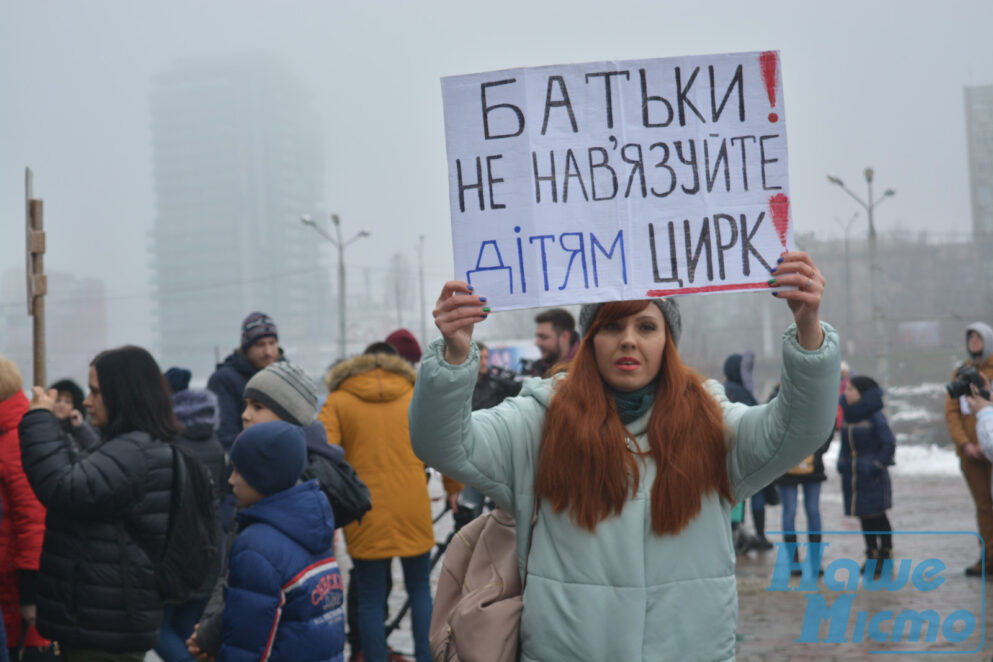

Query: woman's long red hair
[[534, 300, 732, 535]]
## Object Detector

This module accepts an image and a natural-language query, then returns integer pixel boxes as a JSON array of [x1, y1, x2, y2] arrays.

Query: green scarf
[[612, 382, 657, 424]]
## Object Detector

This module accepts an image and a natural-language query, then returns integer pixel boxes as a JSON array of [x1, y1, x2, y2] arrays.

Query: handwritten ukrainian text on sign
[[442, 50, 793, 310]]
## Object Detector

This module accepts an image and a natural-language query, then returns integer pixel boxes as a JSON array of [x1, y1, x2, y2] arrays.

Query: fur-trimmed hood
[[324, 353, 417, 401]]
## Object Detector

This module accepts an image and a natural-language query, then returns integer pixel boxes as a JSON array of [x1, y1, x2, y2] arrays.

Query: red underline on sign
[[645, 282, 772, 297]]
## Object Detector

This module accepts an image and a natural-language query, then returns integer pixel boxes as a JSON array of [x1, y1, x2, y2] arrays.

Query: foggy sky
[[2, 0, 991, 351]]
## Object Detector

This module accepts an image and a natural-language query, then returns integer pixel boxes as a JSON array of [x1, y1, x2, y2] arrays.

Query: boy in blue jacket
[[220, 421, 345, 662]]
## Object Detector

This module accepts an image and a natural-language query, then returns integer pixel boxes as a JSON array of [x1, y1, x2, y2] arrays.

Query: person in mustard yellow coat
[[319, 344, 434, 662]]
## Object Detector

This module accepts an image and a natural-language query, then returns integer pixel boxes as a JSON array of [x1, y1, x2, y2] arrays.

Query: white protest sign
[[442, 50, 794, 310]]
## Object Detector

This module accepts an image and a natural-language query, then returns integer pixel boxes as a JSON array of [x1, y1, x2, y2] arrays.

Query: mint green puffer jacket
[[410, 323, 839, 662]]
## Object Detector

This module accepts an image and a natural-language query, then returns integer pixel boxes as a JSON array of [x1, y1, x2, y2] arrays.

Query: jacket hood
[[303, 420, 344, 462], [325, 353, 417, 402], [237, 480, 333, 554], [966, 322, 993, 363], [172, 388, 219, 429], [0, 390, 29, 432], [723, 351, 755, 392], [840, 386, 884, 423]]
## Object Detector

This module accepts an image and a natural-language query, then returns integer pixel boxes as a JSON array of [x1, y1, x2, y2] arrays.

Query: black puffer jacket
[[18, 410, 173, 652]]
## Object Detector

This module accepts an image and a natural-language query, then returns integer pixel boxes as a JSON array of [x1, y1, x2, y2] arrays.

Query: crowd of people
[[0, 250, 992, 661]]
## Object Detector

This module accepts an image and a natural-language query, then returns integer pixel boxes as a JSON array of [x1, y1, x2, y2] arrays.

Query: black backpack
[[301, 450, 372, 529], [158, 444, 220, 603]]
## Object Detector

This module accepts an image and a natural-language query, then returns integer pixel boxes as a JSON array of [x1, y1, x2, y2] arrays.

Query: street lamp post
[[826, 169, 895, 384], [301, 213, 371, 360]]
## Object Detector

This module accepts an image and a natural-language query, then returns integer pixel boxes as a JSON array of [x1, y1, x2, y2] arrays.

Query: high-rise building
[[150, 53, 332, 377], [965, 85, 993, 238]]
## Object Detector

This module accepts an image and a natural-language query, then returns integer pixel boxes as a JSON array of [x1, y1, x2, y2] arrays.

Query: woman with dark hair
[[85, 346, 183, 442], [410, 252, 840, 661], [838, 374, 896, 578], [17, 345, 180, 660]]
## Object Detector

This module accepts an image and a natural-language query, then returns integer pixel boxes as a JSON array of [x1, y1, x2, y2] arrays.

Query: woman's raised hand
[[433, 280, 489, 365], [770, 251, 826, 350]]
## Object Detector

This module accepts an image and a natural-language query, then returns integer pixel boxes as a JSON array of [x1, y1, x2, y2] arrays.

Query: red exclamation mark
[[769, 193, 790, 248], [760, 51, 778, 123]]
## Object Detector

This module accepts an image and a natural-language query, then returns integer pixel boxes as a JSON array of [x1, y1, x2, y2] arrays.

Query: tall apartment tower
[[150, 53, 331, 377]]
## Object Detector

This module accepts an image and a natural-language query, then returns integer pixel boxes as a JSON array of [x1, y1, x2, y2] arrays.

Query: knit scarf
[[612, 382, 657, 424]]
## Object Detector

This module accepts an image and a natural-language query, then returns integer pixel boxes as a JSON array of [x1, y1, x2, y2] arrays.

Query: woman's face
[[82, 366, 108, 428], [843, 381, 861, 405], [593, 303, 667, 392]]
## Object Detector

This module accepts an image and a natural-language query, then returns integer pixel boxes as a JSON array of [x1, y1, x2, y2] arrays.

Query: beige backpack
[[429, 505, 537, 662]]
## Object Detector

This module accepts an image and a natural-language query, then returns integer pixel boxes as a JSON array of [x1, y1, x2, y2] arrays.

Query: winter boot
[[783, 534, 804, 577], [807, 533, 825, 578], [751, 509, 774, 551], [874, 547, 893, 580], [862, 548, 879, 575]]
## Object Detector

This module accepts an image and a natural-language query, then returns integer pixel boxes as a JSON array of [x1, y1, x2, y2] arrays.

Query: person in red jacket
[[0, 356, 49, 654]]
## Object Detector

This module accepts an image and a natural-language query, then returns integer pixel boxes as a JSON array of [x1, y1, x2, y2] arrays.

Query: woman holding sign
[[410, 251, 839, 661]]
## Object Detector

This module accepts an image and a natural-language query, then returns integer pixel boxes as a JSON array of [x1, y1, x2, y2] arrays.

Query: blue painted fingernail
[[479, 297, 487, 303], [771, 291, 779, 297], [769, 267, 776, 274], [776, 257, 784, 264], [467, 284, 474, 291]]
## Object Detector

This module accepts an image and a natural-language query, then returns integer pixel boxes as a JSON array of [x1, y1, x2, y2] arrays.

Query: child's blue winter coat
[[219, 480, 345, 662]]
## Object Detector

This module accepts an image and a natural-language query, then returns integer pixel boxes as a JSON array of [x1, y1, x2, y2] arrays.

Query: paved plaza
[[735, 472, 991, 661]]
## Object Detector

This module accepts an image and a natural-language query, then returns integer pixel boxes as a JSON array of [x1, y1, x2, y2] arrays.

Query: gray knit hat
[[578, 299, 682, 346], [243, 361, 318, 426]]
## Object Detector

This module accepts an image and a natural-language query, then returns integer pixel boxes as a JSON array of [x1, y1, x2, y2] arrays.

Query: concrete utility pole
[[827, 169, 895, 385], [301, 213, 371, 360], [24, 168, 47, 387]]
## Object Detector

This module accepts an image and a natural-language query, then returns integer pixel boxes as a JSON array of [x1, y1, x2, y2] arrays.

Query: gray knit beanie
[[243, 361, 318, 426], [578, 298, 682, 346]]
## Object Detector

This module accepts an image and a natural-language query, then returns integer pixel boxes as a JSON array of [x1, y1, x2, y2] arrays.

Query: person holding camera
[[944, 322, 993, 577]]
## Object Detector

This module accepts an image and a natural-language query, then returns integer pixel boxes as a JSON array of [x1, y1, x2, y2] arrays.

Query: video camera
[[946, 364, 991, 400]]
